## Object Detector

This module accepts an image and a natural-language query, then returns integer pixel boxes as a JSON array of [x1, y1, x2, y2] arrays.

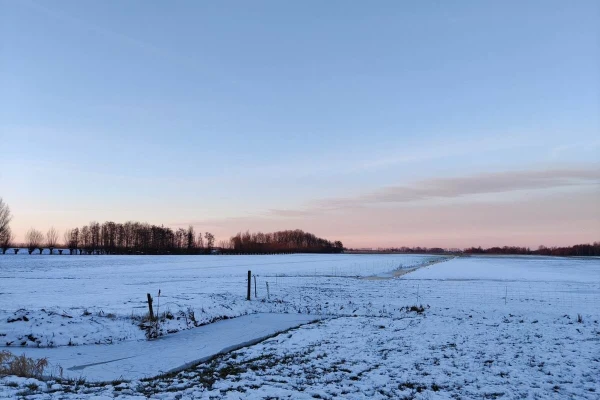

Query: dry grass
[[0, 350, 48, 378]]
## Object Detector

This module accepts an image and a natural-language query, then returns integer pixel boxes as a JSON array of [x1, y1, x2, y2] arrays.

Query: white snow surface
[[405, 255, 600, 282], [10, 313, 322, 382], [1, 254, 599, 399], [0, 253, 443, 347]]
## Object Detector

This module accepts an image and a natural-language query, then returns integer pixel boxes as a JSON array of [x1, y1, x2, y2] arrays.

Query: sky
[[1, 0, 599, 248]]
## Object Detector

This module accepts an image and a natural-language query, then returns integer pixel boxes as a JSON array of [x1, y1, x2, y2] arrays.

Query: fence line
[[251, 275, 600, 316]]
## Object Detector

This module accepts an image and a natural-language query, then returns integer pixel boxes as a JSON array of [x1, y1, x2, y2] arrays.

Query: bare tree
[[186, 225, 196, 252], [67, 228, 80, 254], [63, 229, 71, 249], [26, 228, 44, 254], [0, 226, 14, 254], [46, 227, 59, 255], [204, 232, 215, 252], [0, 197, 11, 241]]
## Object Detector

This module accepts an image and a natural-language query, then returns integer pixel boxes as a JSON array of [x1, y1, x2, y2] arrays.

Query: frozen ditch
[[3, 313, 322, 382]]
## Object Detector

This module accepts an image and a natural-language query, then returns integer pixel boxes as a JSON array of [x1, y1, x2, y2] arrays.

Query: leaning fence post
[[254, 275, 257, 298], [266, 282, 270, 300], [147, 293, 155, 321], [416, 284, 420, 304], [247, 271, 251, 300]]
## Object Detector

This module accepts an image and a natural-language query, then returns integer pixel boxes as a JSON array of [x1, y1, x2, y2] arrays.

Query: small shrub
[[577, 314, 583, 323], [0, 351, 48, 378], [406, 305, 426, 314], [217, 364, 244, 379], [187, 307, 197, 325]]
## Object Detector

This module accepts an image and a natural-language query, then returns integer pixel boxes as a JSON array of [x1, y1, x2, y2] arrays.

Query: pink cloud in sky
[[185, 190, 599, 249], [7, 167, 599, 249], [185, 167, 600, 248]]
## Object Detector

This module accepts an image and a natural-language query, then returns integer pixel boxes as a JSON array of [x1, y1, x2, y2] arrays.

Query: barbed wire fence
[[251, 272, 600, 317]]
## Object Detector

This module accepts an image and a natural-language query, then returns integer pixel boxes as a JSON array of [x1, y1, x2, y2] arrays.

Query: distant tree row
[[1, 197, 597, 257], [464, 243, 600, 257], [225, 230, 344, 254], [354, 246, 462, 254], [348, 243, 600, 257], [462, 246, 531, 255], [17, 222, 217, 255]]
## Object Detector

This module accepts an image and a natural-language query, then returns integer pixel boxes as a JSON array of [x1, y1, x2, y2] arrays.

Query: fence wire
[[252, 274, 600, 316]]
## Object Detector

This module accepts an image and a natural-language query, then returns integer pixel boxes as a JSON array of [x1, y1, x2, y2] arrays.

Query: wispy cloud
[[267, 166, 600, 215], [19, 0, 208, 74], [172, 189, 600, 249], [244, 131, 567, 179], [332, 167, 599, 206], [266, 209, 316, 218], [549, 140, 600, 159], [21, 0, 165, 55]]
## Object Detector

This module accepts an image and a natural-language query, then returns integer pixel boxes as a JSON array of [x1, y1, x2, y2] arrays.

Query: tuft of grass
[[405, 305, 426, 314], [25, 383, 39, 391], [0, 350, 48, 378], [217, 364, 245, 379], [577, 314, 583, 323]]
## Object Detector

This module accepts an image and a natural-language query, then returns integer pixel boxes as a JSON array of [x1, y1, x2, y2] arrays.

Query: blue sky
[[1, 0, 598, 247]]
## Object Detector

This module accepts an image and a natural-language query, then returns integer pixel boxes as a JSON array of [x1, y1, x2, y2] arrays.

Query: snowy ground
[[0, 254, 443, 347], [11, 314, 323, 382], [1, 254, 599, 399]]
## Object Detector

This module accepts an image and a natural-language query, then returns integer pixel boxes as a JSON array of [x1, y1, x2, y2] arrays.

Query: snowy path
[[3, 313, 322, 383]]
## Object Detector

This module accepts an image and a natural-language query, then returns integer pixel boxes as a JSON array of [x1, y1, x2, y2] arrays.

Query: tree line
[[0, 199, 345, 255], [0, 197, 597, 256], [8, 225, 344, 255], [463, 243, 600, 257], [350, 246, 462, 254], [347, 243, 600, 257], [225, 230, 344, 254], [18, 222, 217, 255]]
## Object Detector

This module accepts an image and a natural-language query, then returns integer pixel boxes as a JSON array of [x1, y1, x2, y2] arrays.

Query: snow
[[11, 313, 322, 382], [0, 253, 442, 347], [405, 255, 600, 282], [1, 254, 599, 399]]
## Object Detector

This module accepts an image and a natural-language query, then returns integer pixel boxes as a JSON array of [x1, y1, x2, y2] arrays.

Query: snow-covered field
[[0, 254, 443, 347], [1, 254, 599, 399]]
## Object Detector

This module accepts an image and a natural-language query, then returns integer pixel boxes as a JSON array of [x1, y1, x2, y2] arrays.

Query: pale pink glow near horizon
[[193, 190, 599, 249], [6, 167, 599, 249]]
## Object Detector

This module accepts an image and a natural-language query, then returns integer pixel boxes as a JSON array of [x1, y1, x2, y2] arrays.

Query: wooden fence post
[[266, 282, 270, 300], [247, 271, 251, 300], [254, 275, 257, 298], [147, 293, 154, 320]]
